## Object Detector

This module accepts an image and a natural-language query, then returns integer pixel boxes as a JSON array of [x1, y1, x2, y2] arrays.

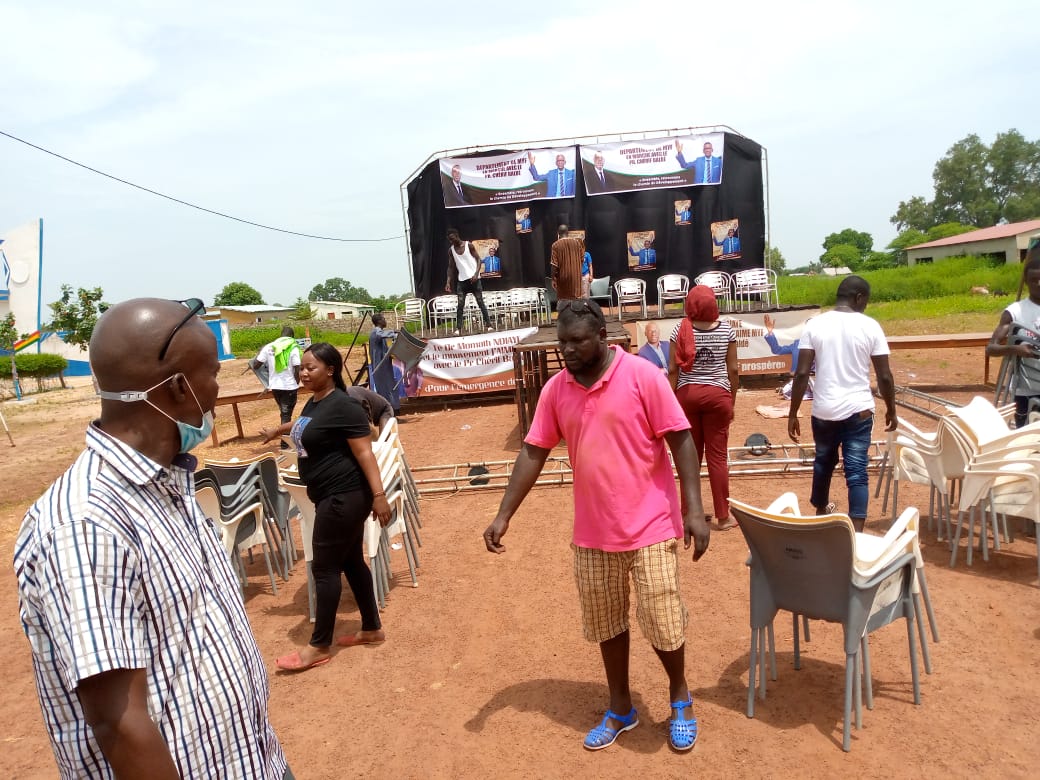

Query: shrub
[[0, 353, 69, 378]]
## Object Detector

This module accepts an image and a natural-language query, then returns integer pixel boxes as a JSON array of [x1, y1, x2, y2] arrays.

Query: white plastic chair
[[733, 268, 779, 311], [279, 477, 317, 622], [694, 270, 733, 311], [613, 278, 647, 320], [656, 274, 690, 315], [393, 298, 427, 335], [427, 294, 458, 335]]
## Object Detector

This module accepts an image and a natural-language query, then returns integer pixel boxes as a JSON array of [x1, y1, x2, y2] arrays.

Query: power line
[[1, 128, 403, 243]]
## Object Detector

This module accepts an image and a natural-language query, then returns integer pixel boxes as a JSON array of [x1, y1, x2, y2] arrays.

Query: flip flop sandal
[[583, 707, 638, 750], [669, 695, 699, 751], [337, 632, 386, 647], [275, 651, 331, 672]]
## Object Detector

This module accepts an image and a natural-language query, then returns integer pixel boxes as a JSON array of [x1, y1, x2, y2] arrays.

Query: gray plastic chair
[[730, 498, 920, 752]]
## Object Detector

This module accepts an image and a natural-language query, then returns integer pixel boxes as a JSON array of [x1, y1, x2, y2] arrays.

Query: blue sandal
[[583, 707, 639, 750], [669, 694, 698, 751]]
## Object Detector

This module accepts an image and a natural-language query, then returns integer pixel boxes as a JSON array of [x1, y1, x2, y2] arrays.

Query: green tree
[[822, 229, 873, 256], [925, 222, 975, 241], [46, 285, 107, 351], [820, 244, 861, 270], [214, 282, 264, 306], [308, 277, 371, 303], [0, 312, 17, 350], [886, 229, 928, 266], [989, 129, 1040, 222], [859, 251, 896, 271], [890, 196, 934, 232], [931, 133, 999, 226], [290, 296, 316, 320], [765, 246, 786, 274]]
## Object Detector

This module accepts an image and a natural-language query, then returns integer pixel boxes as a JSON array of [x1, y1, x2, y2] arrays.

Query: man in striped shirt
[[14, 298, 290, 779]]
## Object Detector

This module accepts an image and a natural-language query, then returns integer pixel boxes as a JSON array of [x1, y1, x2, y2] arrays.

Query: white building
[[905, 219, 1040, 266]]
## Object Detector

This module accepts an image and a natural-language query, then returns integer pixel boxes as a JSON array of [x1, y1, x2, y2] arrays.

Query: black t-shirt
[[289, 389, 372, 502]]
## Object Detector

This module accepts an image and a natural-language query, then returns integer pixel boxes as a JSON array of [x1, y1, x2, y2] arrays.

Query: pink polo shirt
[[525, 346, 691, 551]]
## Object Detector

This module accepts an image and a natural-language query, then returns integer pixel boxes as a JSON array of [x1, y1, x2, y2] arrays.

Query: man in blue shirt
[[714, 228, 741, 256], [675, 140, 723, 184], [629, 239, 657, 267], [529, 151, 575, 197]]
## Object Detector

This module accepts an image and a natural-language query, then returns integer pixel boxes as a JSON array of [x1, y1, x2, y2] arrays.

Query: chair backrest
[[694, 271, 730, 294], [658, 274, 689, 295], [429, 295, 456, 315], [588, 276, 611, 298], [388, 329, 428, 371], [734, 268, 772, 289], [614, 278, 645, 298], [730, 498, 856, 625]]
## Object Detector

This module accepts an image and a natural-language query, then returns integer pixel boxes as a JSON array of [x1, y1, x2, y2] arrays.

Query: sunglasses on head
[[557, 299, 591, 314], [158, 298, 205, 361]]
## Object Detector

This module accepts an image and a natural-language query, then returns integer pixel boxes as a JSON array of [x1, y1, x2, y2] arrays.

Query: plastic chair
[[729, 496, 920, 752], [732, 268, 779, 311], [427, 294, 458, 335], [613, 278, 646, 320], [393, 297, 427, 335], [588, 276, 612, 314], [656, 274, 690, 316], [280, 476, 317, 622], [694, 270, 733, 311]]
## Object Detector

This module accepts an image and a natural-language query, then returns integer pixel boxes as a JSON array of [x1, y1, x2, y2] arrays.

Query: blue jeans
[[810, 410, 874, 521]]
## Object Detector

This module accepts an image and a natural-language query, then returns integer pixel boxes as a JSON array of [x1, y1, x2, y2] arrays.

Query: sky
[[2, 0, 1039, 314]]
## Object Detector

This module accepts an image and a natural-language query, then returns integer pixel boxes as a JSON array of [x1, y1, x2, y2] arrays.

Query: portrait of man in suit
[[442, 163, 472, 207], [628, 235, 657, 268], [515, 207, 532, 234], [584, 151, 612, 194], [675, 139, 723, 185], [637, 322, 670, 373], [529, 151, 575, 197], [674, 199, 692, 225]]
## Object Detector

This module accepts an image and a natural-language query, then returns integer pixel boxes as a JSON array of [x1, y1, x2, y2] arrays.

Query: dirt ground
[[1, 343, 1038, 779]]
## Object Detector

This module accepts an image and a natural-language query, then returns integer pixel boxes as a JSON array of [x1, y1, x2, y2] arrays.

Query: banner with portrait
[[440, 147, 578, 209], [416, 327, 538, 395], [579, 132, 725, 196], [634, 309, 819, 376]]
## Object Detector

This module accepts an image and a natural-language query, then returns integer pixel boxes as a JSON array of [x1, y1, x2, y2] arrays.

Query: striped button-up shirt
[[14, 422, 287, 779]]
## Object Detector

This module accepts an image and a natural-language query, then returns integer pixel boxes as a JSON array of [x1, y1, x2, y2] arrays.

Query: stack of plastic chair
[[375, 418, 422, 538], [195, 465, 279, 595], [729, 495, 920, 752], [279, 475, 317, 622], [393, 297, 427, 335], [732, 268, 779, 311], [427, 294, 458, 335], [195, 485, 265, 567], [694, 270, 732, 311], [205, 455, 290, 581], [942, 396, 1040, 574]]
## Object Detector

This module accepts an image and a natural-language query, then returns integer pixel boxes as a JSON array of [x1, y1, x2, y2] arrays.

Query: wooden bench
[[886, 333, 993, 383]]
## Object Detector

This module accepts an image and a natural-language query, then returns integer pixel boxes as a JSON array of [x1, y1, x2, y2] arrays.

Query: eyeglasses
[[158, 298, 205, 361]]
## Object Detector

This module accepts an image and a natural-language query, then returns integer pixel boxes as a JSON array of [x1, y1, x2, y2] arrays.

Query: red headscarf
[[674, 285, 720, 372]]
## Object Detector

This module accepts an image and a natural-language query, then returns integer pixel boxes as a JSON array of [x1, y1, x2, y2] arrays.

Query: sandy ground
[[1, 343, 1038, 778]]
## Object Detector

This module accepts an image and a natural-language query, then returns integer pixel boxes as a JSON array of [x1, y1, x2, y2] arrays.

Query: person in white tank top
[[445, 229, 493, 336]]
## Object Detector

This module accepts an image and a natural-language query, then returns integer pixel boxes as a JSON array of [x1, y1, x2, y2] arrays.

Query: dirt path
[[1, 344, 1037, 778]]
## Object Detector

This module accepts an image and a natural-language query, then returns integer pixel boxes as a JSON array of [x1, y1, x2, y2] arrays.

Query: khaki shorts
[[572, 538, 688, 651]]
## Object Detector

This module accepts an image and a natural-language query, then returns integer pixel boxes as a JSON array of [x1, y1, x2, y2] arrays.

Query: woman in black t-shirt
[[262, 342, 392, 672]]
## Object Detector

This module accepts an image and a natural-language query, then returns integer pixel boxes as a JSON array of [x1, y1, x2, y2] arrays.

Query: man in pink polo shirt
[[483, 299, 710, 753]]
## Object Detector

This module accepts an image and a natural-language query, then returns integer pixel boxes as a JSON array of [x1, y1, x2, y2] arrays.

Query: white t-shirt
[[1005, 297, 1040, 396], [450, 241, 479, 282], [256, 340, 301, 391], [798, 309, 889, 421]]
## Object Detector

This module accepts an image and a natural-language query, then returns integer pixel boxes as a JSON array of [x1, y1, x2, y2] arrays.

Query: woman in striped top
[[668, 285, 739, 530]]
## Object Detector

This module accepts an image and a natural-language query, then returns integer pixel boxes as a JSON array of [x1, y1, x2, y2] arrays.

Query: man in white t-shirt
[[787, 276, 895, 531], [250, 326, 302, 445]]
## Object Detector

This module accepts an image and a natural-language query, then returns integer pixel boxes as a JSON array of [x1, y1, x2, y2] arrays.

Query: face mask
[[97, 375, 214, 453]]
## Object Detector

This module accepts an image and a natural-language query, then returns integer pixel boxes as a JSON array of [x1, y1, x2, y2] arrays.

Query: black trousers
[[309, 489, 381, 647], [272, 388, 298, 425], [455, 278, 491, 330]]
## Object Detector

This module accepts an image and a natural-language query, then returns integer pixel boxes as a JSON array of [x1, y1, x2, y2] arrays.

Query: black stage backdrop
[[406, 132, 764, 300]]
